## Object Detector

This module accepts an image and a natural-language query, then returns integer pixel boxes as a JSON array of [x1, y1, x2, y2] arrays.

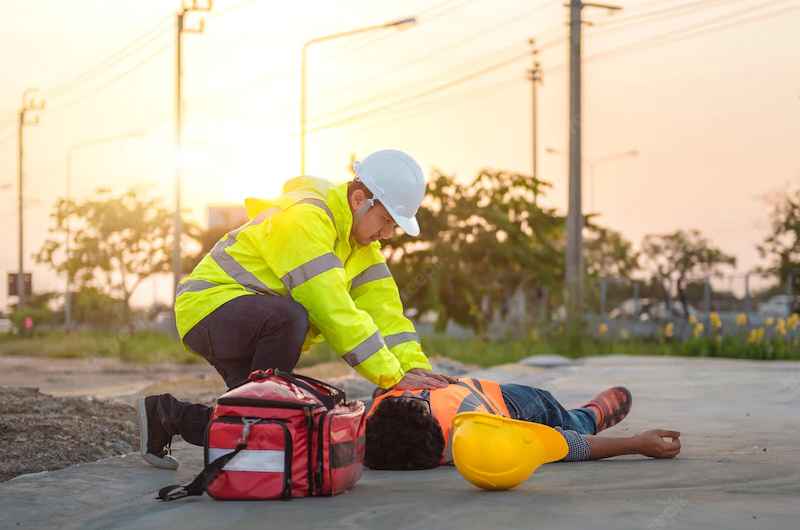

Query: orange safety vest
[[366, 378, 510, 463]]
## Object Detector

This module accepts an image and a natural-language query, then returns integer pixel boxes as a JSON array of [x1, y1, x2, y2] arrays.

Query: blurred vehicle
[[757, 295, 797, 318], [609, 298, 697, 321], [647, 301, 698, 321], [0, 317, 12, 334]]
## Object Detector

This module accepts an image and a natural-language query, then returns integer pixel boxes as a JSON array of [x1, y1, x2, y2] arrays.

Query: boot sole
[[137, 397, 179, 470]]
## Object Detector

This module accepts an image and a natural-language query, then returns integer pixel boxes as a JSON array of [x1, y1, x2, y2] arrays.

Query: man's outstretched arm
[[586, 429, 682, 460]]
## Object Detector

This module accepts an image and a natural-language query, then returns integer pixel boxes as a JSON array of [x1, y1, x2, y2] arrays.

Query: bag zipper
[[217, 397, 318, 410], [316, 414, 325, 493], [305, 408, 315, 496]]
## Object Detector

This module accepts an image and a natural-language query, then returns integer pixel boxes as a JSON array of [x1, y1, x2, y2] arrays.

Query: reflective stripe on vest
[[281, 252, 343, 292], [384, 331, 419, 349], [179, 198, 336, 298], [176, 279, 218, 297], [210, 209, 280, 296], [350, 263, 391, 291], [342, 331, 385, 367]]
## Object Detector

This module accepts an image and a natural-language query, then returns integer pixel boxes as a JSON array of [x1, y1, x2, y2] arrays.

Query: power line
[[316, 0, 560, 101], [338, 0, 480, 55], [44, 15, 172, 103], [588, 0, 761, 36], [309, 41, 526, 125], [308, 47, 531, 133], [581, 0, 797, 66], [316, 74, 525, 134], [310, 32, 562, 127], [48, 42, 172, 114], [306, 0, 795, 136]]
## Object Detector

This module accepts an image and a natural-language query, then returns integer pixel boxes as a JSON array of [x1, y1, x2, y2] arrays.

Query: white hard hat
[[353, 149, 426, 237]]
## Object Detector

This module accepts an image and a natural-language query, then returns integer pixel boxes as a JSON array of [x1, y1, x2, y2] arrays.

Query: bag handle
[[249, 369, 345, 409], [279, 370, 347, 406]]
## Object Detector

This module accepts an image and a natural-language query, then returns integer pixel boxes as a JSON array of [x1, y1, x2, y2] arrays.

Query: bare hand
[[392, 370, 449, 390], [408, 368, 459, 384], [634, 429, 681, 459]]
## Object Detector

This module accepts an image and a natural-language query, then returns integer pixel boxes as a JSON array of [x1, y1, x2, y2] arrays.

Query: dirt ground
[[0, 355, 472, 483]]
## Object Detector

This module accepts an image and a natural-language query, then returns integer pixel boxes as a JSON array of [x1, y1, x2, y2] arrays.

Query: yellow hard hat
[[451, 412, 568, 491]]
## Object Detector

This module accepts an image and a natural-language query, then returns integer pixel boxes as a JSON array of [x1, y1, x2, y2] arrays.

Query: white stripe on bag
[[208, 448, 285, 473]]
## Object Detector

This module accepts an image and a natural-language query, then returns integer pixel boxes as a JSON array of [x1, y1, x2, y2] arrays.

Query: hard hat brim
[[384, 203, 420, 237]]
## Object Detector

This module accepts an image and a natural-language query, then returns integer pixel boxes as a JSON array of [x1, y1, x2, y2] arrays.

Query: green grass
[[0, 330, 201, 364], [2, 328, 798, 368], [421, 333, 800, 366]]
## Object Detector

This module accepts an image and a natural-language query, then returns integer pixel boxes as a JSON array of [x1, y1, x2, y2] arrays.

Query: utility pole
[[174, 0, 212, 305], [528, 38, 543, 184], [16, 89, 45, 309], [565, 0, 621, 328]]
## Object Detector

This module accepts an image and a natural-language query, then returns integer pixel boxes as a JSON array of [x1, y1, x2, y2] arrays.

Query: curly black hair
[[364, 397, 445, 470]]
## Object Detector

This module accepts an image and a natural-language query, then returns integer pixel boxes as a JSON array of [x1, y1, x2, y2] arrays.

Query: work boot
[[582, 386, 632, 433], [137, 395, 179, 470]]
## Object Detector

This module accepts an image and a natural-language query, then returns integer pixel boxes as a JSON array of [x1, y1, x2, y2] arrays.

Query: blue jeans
[[500, 384, 597, 435]]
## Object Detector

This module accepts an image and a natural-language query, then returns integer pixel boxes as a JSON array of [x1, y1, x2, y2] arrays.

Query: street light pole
[[17, 89, 45, 309], [64, 131, 146, 329], [300, 17, 417, 175], [173, 1, 212, 305]]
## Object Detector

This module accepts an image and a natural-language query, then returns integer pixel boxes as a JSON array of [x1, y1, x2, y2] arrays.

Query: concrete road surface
[[2, 355, 798, 530]]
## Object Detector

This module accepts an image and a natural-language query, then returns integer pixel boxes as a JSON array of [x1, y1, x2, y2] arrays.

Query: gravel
[[0, 387, 139, 482]]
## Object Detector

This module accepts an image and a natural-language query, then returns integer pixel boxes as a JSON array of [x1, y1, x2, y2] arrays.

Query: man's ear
[[349, 188, 366, 212]]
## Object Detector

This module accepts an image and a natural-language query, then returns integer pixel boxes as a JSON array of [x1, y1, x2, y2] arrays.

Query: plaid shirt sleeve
[[555, 427, 592, 461]]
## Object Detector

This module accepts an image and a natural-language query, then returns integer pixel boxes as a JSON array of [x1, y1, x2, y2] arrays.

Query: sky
[[0, 0, 798, 310]]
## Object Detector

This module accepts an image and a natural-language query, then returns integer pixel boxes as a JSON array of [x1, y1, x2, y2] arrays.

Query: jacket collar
[[327, 181, 355, 251]]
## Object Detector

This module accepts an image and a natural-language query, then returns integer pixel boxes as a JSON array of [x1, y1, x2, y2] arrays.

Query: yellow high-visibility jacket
[[174, 177, 431, 388]]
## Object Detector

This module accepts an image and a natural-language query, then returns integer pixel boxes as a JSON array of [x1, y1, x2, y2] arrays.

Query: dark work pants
[[157, 294, 309, 447]]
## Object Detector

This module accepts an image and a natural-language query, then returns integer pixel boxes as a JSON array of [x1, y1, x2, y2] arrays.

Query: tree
[[584, 222, 639, 280], [641, 229, 736, 318], [758, 189, 800, 286], [583, 222, 640, 313], [36, 188, 199, 327], [383, 168, 564, 336]]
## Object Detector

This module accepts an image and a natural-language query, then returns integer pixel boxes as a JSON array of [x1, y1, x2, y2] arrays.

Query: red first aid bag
[[157, 369, 366, 501]]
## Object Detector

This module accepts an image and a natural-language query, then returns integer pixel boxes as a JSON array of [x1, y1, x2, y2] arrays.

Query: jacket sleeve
[[260, 205, 405, 388], [348, 242, 432, 373]]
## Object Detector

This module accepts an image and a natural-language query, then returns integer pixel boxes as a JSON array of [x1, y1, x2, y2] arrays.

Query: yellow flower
[[688, 315, 698, 325], [620, 329, 630, 340], [597, 323, 608, 337], [765, 317, 775, 327], [747, 327, 765, 344], [788, 314, 799, 330], [710, 312, 722, 329], [776, 319, 787, 336], [693, 322, 704, 338], [736, 313, 748, 326], [664, 322, 674, 338]]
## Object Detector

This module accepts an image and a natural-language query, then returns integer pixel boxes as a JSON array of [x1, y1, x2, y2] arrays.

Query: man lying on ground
[[365, 378, 681, 469]]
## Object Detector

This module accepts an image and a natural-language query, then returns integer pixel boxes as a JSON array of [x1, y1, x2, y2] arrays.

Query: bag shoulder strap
[[157, 443, 245, 502]]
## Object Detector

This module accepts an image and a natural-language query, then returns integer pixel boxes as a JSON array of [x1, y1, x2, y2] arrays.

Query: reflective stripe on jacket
[[366, 378, 511, 463], [175, 177, 431, 388]]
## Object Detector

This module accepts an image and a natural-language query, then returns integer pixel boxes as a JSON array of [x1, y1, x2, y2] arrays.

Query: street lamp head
[[628, 149, 639, 157], [386, 17, 417, 30]]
